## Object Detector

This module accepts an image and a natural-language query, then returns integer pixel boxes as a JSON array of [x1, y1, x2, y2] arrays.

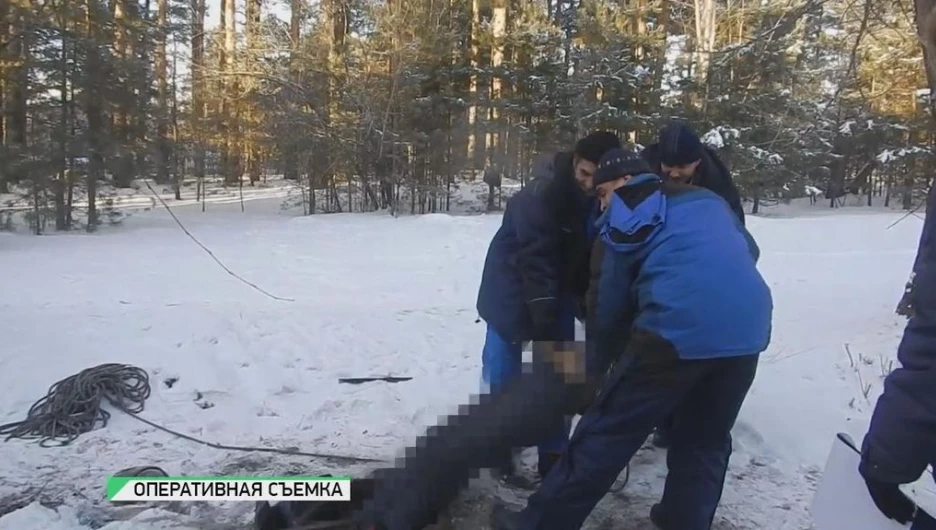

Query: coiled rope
[[0, 363, 149, 447], [0, 363, 382, 463]]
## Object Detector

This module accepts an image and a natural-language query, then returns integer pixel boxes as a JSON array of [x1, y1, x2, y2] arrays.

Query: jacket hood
[[597, 173, 667, 253]]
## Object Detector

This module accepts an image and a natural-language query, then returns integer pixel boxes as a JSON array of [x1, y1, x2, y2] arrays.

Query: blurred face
[[596, 176, 630, 210], [660, 159, 701, 183], [573, 156, 597, 194]]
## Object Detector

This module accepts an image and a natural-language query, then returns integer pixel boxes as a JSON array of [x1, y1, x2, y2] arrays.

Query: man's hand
[[531, 341, 588, 384], [862, 476, 916, 524], [859, 449, 917, 525]]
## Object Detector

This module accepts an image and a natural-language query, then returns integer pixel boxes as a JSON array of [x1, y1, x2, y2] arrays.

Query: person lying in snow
[[345, 147, 772, 530], [476, 130, 621, 480], [860, 183, 936, 529]]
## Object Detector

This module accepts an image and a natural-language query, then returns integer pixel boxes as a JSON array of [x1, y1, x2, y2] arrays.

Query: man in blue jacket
[[476, 131, 622, 479], [640, 120, 747, 448], [515, 148, 773, 530], [860, 184, 936, 529]]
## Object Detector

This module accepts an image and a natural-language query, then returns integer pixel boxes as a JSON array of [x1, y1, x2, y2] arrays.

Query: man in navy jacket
[[476, 131, 621, 479], [516, 148, 773, 530], [860, 184, 936, 529]]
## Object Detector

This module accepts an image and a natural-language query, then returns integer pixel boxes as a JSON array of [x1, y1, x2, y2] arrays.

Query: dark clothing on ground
[[861, 184, 936, 528], [476, 152, 595, 342], [640, 143, 746, 225], [354, 359, 582, 530]]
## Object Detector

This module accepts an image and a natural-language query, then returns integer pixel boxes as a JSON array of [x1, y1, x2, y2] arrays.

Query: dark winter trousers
[[518, 352, 760, 530], [914, 510, 936, 530]]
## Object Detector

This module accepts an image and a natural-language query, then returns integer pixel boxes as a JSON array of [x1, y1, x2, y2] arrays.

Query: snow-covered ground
[[0, 194, 925, 529]]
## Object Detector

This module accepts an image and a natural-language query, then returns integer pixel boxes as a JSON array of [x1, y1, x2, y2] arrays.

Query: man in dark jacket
[[476, 131, 622, 479], [511, 148, 772, 530], [640, 121, 747, 448], [641, 121, 745, 225], [860, 184, 936, 529]]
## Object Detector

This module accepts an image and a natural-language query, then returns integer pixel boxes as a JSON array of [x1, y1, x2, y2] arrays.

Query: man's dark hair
[[574, 131, 622, 164]]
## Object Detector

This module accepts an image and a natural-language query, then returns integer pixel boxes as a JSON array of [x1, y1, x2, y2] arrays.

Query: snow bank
[[0, 504, 83, 530]]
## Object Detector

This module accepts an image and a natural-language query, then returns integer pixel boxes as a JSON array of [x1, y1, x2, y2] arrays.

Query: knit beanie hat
[[659, 122, 703, 167], [593, 148, 653, 187]]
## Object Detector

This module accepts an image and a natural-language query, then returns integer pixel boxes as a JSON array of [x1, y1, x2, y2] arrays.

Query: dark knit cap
[[659, 122, 703, 167], [593, 148, 652, 187]]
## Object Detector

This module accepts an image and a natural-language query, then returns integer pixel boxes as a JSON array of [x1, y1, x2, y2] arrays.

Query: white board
[[812, 432, 936, 530], [812, 433, 909, 530]]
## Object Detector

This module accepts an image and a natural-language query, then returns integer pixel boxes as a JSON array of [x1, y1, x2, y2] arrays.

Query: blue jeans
[[481, 316, 576, 457]]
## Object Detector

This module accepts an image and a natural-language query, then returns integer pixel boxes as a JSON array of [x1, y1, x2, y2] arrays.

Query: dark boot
[[491, 503, 522, 530], [537, 452, 562, 479], [649, 503, 668, 529], [653, 413, 675, 448], [493, 448, 519, 480], [651, 428, 671, 449]]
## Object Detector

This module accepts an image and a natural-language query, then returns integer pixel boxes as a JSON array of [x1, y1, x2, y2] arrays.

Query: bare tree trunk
[[111, 0, 136, 187], [55, 13, 70, 229], [86, 0, 105, 231], [155, 0, 171, 184], [245, 0, 262, 186], [226, 0, 238, 185], [5, 0, 28, 194], [0, 0, 8, 194], [488, 0, 506, 168], [135, 0, 152, 179], [467, 0, 480, 168], [693, 0, 716, 112], [283, 0, 301, 180], [191, 0, 206, 197], [649, 0, 670, 115], [172, 42, 182, 200]]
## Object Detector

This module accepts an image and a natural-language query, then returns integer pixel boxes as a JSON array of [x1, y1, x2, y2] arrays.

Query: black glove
[[859, 446, 917, 524], [862, 476, 916, 524], [528, 298, 560, 341]]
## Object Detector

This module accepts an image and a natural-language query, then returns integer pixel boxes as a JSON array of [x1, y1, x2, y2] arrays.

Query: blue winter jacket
[[641, 143, 746, 225], [861, 185, 936, 485], [587, 173, 772, 369], [477, 152, 596, 342]]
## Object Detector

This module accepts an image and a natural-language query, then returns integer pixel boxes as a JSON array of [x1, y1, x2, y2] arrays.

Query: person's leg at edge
[[482, 324, 524, 475], [652, 354, 760, 530], [518, 357, 700, 530], [536, 304, 578, 478], [912, 510, 936, 530], [653, 413, 675, 448]]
